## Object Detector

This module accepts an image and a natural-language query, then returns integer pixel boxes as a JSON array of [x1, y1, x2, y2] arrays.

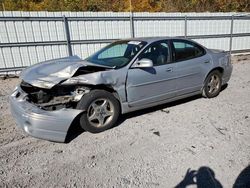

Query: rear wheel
[[76, 90, 120, 133], [202, 70, 222, 98]]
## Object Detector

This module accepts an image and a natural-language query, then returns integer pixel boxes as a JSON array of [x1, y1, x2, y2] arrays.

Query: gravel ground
[[0, 55, 250, 188]]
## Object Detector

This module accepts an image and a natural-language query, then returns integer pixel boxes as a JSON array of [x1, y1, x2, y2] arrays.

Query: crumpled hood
[[20, 56, 111, 89]]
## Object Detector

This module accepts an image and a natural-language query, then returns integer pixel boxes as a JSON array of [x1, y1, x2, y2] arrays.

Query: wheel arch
[[204, 67, 224, 83], [87, 84, 122, 110], [202, 67, 223, 98], [66, 85, 122, 138]]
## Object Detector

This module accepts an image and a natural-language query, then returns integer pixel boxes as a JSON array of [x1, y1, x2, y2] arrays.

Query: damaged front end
[[9, 56, 117, 142], [9, 55, 123, 142], [20, 81, 90, 111], [18, 56, 115, 111]]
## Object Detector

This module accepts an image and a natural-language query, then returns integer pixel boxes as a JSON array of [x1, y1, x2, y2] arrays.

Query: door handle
[[166, 67, 173, 72], [204, 61, 210, 64]]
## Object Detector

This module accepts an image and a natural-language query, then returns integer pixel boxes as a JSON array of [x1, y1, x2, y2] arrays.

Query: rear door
[[126, 40, 177, 107], [171, 39, 210, 95]]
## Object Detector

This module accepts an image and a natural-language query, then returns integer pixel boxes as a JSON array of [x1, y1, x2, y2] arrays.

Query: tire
[[76, 90, 120, 133], [202, 70, 222, 98]]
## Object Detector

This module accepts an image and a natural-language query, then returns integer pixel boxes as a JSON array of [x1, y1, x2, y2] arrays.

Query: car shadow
[[116, 94, 202, 126], [65, 114, 85, 143], [117, 84, 228, 127], [65, 94, 202, 143], [65, 84, 228, 143]]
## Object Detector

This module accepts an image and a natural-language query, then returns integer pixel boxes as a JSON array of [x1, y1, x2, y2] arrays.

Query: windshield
[[85, 40, 147, 68]]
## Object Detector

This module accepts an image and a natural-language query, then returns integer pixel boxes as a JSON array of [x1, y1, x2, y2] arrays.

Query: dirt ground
[[0, 55, 250, 188]]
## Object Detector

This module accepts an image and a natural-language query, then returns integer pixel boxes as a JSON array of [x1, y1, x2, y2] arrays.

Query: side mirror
[[132, 58, 153, 68]]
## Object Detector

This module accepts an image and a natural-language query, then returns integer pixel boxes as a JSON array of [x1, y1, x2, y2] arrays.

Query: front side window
[[138, 41, 171, 66], [173, 40, 205, 62], [86, 40, 147, 68]]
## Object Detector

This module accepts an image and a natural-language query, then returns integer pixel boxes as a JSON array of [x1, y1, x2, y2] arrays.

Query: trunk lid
[[209, 49, 226, 54]]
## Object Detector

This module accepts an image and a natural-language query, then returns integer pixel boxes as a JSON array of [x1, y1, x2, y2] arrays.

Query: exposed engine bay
[[20, 81, 90, 111], [18, 58, 115, 111]]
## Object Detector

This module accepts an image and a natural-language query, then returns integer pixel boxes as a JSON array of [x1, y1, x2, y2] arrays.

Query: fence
[[0, 11, 250, 73]]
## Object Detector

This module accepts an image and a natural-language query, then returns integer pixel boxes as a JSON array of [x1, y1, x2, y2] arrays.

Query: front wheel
[[202, 70, 222, 98], [76, 90, 120, 133]]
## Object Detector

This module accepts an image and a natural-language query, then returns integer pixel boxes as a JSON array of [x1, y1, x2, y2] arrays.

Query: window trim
[[170, 39, 206, 63]]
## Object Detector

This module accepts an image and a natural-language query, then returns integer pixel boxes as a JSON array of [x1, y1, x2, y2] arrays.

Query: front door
[[126, 40, 177, 107]]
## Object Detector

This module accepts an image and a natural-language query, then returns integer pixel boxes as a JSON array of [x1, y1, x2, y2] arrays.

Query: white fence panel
[[0, 11, 250, 73]]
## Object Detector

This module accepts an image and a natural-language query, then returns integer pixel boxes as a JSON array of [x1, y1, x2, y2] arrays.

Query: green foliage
[[0, 0, 249, 12]]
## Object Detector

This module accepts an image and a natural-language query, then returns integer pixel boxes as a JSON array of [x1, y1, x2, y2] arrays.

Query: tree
[[0, 0, 249, 12]]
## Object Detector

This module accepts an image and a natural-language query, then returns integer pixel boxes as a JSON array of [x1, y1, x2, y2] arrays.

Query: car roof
[[121, 36, 188, 43], [119, 36, 208, 50]]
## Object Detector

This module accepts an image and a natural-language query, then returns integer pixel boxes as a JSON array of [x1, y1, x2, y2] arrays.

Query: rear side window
[[173, 40, 205, 62]]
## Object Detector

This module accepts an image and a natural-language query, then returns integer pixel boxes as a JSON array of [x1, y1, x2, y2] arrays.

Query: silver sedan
[[10, 37, 233, 142]]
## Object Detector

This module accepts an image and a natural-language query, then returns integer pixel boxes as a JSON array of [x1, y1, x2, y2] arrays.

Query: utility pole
[[129, 0, 134, 38]]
